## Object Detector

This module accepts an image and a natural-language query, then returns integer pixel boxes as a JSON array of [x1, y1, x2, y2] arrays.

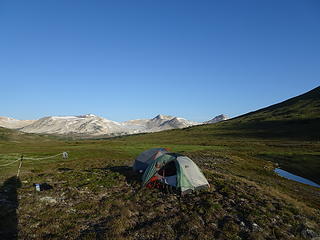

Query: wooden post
[[16, 155, 23, 178]]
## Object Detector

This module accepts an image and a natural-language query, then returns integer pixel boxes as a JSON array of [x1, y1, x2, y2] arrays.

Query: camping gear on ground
[[35, 184, 41, 191], [142, 153, 210, 194], [132, 148, 169, 173], [33, 183, 53, 191], [146, 175, 161, 188], [62, 152, 68, 159]]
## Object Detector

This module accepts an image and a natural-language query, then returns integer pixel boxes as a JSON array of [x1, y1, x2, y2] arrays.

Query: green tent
[[142, 153, 210, 194], [132, 148, 169, 173]]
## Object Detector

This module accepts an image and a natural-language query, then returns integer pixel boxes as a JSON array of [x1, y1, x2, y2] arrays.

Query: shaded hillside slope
[[0, 127, 57, 143], [115, 86, 320, 145], [222, 86, 320, 140], [0, 127, 38, 142], [236, 86, 320, 121], [0, 87, 319, 239]]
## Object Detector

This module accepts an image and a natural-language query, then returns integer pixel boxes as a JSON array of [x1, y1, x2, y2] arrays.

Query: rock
[[311, 237, 320, 240], [40, 196, 57, 204], [30, 222, 41, 228], [198, 216, 205, 225], [66, 208, 76, 213], [271, 218, 277, 224], [166, 224, 174, 233], [157, 205, 166, 213], [252, 223, 261, 232], [301, 229, 318, 239]]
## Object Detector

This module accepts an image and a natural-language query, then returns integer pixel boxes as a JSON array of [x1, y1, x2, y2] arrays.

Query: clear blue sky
[[1, 0, 319, 122]]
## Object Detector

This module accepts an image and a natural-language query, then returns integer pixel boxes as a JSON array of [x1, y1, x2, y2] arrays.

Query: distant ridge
[[222, 86, 320, 140], [234, 86, 320, 122], [20, 114, 124, 136], [0, 114, 205, 136], [204, 114, 228, 124], [0, 113, 230, 137], [0, 117, 35, 129]]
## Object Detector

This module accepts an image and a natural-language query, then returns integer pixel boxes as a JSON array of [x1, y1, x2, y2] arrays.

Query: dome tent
[[132, 148, 169, 172], [142, 153, 210, 194]]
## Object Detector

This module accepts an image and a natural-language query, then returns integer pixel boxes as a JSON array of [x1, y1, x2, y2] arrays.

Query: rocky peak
[[204, 114, 229, 124]]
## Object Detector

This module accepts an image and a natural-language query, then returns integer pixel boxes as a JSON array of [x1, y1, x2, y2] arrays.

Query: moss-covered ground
[[0, 87, 319, 239], [0, 123, 319, 240]]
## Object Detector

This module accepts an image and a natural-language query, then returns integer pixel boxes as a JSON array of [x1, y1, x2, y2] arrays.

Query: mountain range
[[0, 117, 35, 129], [1, 87, 319, 240], [0, 114, 228, 136]]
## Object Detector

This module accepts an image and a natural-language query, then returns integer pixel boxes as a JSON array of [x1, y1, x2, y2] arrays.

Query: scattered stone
[[252, 223, 261, 232], [301, 229, 318, 239], [40, 196, 57, 204], [66, 208, 76, 213], [166, 224, 174, 233], [30, 222, 41, 228], [198, 216, 205, 225]]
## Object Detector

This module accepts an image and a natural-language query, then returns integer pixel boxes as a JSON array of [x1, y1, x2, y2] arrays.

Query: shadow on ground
[[0, 176, 21, 240], [92, 165, 141, 185]]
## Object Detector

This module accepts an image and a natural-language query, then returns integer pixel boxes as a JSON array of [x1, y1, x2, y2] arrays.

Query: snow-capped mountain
[[20, 114, 125, 136], [145, 115, 174, 129], [158, 116, 200, 130], [0, 116, 36, 129], [121, 114, 199, 133], [0, 113, 227, 136], [0, 114, 200, 136], [204, 114, 229, 124], [121, 119, 150, 133]]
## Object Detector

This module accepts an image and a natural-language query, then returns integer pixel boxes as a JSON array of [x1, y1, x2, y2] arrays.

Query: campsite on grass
[[1, 1, 320, 239], [134, 149, 210, 194], [1, 85, 320, 240]]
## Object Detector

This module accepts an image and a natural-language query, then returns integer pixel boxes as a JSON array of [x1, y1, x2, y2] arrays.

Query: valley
[[0, 87, 319, 239]]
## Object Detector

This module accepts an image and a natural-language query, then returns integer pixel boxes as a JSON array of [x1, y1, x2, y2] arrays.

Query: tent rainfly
[[142, 153, 210, 194], [132, 148, 169, 173]]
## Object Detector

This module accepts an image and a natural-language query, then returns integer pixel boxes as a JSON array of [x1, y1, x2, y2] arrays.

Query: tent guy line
[[0, 152, 68, 167], [0, 159, 20, 167], [23, 153, 65, 161]]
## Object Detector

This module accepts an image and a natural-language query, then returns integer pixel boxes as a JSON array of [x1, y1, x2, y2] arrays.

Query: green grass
[[0, 124, 319, 239], [0, 87, 320, 239]]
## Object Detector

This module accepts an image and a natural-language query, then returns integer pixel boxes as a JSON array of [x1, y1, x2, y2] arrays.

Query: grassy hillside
[[0, 87, 319, 240], [221, 86, 320, 140], [235, 86, 320, 121], [0, 127, 58, 143]]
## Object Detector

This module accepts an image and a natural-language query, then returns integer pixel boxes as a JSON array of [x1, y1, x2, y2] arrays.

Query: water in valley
[[275, 168, 320, 188]]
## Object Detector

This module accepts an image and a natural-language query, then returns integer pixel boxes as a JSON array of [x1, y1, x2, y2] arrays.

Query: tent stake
[[17, 155, 23, 178]]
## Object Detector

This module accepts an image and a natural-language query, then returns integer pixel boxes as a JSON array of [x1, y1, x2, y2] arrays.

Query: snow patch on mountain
[[21, 114, 125, 136], [204, 114, 229, 124], [1, 113, 228, 137], [0, 116, 36, 129], [19, 114, 200, 136]]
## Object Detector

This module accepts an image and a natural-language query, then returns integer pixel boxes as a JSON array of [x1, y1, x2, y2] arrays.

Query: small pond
[[274, 168, 320, 188]]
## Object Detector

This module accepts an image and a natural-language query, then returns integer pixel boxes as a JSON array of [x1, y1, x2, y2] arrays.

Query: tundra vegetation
[[0, 87, 319, 240]]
